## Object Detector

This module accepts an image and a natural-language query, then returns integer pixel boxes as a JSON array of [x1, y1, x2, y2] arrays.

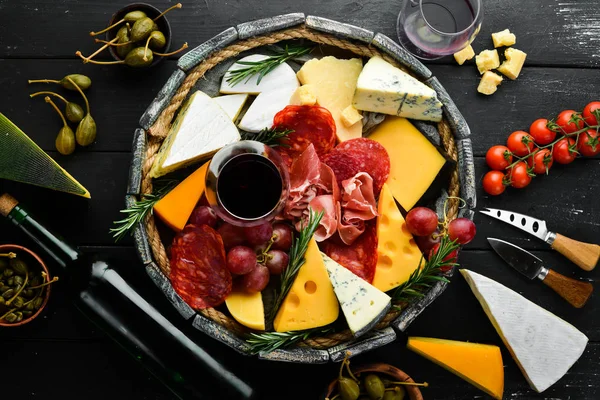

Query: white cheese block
[[149, 91, 240, 178], [220, 54, 299, 95], [238, 86, 295, 132], [213, 94, 248, 121], [352, 56, 443, 122], [460, 269, 588, 393], [321, 252, 391, 338]]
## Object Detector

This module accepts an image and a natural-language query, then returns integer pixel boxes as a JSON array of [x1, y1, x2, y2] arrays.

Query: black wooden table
[[0, 1, 598, 399]]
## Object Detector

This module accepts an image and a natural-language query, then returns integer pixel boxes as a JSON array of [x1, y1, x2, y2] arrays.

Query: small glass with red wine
[[397, 0, 483, 60], [205, 141, 290, 227]]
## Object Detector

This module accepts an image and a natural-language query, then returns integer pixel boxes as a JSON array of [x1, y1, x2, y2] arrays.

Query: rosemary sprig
[[109, 180, 177, 241], [266, 209, 324, 323], [226, 44, 313, 86], [391, 235, 458, 305], [240, 127, 293, 148], [246, 327, 333, 355]]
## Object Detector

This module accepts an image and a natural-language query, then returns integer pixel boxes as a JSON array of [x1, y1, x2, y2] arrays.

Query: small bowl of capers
[[0, 245, 56, 327]]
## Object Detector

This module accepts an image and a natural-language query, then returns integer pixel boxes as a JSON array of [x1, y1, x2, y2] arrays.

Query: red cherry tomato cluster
[[483, 101, 600, 196]]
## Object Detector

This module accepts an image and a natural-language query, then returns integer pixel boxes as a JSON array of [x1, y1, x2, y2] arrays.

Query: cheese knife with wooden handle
[[481, 208, 600, 271], [488, 238, 593, 308]]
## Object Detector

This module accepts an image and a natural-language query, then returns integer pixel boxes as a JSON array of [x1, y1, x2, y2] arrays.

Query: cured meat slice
[[170, 224, 232, 309], [307, 194, 337, 242], [273, 105, 337, 159], [321, 221, 378, 283], [341, 172, 378, 223]]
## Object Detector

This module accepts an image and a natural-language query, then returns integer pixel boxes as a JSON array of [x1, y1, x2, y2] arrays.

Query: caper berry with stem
[[45, 96, 76, 155], [364, 374, 385, 399], [382, 387, 405, 400], [30, 91, 84, 123], [4, 269, 14, 278], [66, 78, 96, 146], [3, 313, 17, 323], [89, 9, 147, 36], [130, 17, 155, 42], [28, 74, 92, 91], [9, 257, 29, 275]]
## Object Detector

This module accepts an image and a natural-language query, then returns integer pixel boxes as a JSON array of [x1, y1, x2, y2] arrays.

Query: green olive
[[339, 376, 360, 400]]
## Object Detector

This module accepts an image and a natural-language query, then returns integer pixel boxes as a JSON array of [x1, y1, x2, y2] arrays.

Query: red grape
[[226, 246, 256, 275], [217, 223, 246, 249], [244, 222, 273, 246], [265, 250, 289, 275], [429, 243, 458, 272], [188, 205, 217, 227], [405, 207, 439, 237], [242, 264, 270, 292], [271, 224, 293, 251], [448, 218, 477, 245], [414, 231, 441, 254], [253, 242, 269, 255]]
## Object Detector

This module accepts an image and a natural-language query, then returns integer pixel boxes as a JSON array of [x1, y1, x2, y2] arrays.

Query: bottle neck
[[6, 204, 81, 269]]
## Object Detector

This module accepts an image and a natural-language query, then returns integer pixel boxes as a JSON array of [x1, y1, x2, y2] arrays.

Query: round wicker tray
[[127, 13, 476, 364]]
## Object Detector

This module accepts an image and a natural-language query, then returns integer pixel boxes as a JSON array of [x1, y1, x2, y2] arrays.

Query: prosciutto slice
[[337, 173, 378, 245], [307, 195, 338, 241]]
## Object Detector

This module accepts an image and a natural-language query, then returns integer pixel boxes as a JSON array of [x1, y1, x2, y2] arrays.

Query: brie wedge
[[460, 269, 588, 393], [149, 91, 240, 178], [213, 94, 249, 121], [321, 252, 391, 338], [219, 54, 299, 95], [238, 86, 295, 132]]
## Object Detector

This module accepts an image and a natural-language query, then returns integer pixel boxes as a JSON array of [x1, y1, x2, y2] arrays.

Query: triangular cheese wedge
[[407, 337, 504, 400], [225, 287, 265, 331], [461, 269, 588, 393], [321, 252, 391, 337], [220, 54, 299, 95], [274, 237, 339, 332], [213, 94, 248, 121], [0, 114, 90, 198]]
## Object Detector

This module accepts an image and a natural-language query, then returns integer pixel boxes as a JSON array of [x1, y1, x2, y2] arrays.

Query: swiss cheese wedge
[[153, 162, 209, 231], [368, 117, 446, 210], [407, 337, 504, 400], [274, 237, 339, 332], [296, 56, 363, 142], [225, 288, 265, 331], [372, 184, 423, 292]]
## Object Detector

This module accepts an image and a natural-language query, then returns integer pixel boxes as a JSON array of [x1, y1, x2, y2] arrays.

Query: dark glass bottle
[[0, 194, 255, 400]]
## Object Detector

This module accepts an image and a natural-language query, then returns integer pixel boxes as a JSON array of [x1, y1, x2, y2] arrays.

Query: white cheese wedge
[[321, 252, 391, 338], [220, 54, 299, 95], [353, 56, 443, 122], [460, 269, 588, 393], [238, 86, 295, 132], [213, 94, 248, 121], [149, 91, 240, 178]]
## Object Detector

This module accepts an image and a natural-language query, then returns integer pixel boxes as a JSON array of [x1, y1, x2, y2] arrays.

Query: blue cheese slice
[[321, 252, 391, 338], [461, 269, 588, 393], [352, 56, 443, 122]]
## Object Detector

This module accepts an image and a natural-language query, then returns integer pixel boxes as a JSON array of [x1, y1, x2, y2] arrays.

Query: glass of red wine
[[396, 0, 483, 60], [205, 140, 290, 227]]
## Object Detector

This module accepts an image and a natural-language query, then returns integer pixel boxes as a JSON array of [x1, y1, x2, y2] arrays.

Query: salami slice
[[170, 224, 232, 309], [273, 105, 336, 160], [323, 138, 390, 196], [320, 221, 378, 283]]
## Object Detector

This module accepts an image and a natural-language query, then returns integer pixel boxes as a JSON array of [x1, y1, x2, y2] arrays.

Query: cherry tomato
[[482, 171, 507, 196], [582, 101, 600, 126], [552, 137, 577, 164], [556, 110, 584, 134], [506, 131, 535, 156], [506, 161, 532, 189], [485, 145, 513, 171], [527, 148, 554, 175], [577, 129, 600, 157], [529, 118, 556, 145]]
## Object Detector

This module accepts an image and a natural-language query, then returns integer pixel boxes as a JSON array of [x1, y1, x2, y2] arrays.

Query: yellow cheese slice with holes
[[372, 184, 423, 292], [273, 237, 339, 332], [225, 288, 265, 331]]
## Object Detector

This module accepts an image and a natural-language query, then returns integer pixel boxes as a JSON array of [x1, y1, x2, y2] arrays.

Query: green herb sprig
[[241, 127, 293, 148], [110, 180, 177, 241], [266, 209, 324, 324], [246, 327, 334, 355], [226, 44, 313, 86], [391, 235, 458, 305]]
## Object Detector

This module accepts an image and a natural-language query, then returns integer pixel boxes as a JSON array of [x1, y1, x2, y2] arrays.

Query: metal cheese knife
[[488, 238, 593, 308], [480, 208, 600, 271]]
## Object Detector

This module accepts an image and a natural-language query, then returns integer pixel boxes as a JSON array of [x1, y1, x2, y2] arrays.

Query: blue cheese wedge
[[238, 85, 296, 132], [219, 54, 299, 95], [321, 252, 391, 338], [149, 91, 240, 178], [461, 269, 588, 393], [213, 94, 248, 121], [352, 56, 443, 122]]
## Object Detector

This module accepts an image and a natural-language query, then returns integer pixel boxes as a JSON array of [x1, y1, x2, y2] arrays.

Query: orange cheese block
[[407, 337, 504, 400], [153, 162, 209, 231], [372, 183, 423, 292], [273, 237, 339, 332], [225, 288, 265, 331]]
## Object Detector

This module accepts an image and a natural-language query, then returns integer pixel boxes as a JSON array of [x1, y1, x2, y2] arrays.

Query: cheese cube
[[491, 29, 516, 48], [497, 48, 527, 80], [289, 84, 318, 106], [340, 106, 362, 127], [475, 49, 500, 74], [477, 71, 503, 95], [453, 45, 475, 65]]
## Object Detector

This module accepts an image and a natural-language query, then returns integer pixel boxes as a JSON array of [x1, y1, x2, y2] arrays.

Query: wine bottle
[[0, 193, 255, 400]]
